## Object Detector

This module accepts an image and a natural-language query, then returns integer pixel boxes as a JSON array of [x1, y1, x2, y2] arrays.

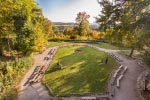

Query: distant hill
[[53, 22, 99, 30], [90, 23, 99, 30], [53, 22, 75, 26]]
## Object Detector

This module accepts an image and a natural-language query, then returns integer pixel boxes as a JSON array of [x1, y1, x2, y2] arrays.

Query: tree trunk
[[129, 47, 135, 57], [0, 46, 3, 56], [7, 34, 11, 57]]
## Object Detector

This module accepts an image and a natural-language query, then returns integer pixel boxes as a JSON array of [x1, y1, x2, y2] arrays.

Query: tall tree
[[0, 0, 16, 56], [96, 0, 150, 57], [76, 12, 90, 36], [0, 0, 52, 56]]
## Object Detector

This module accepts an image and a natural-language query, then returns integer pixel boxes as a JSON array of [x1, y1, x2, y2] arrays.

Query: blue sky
[[36, 0, 101, 23]]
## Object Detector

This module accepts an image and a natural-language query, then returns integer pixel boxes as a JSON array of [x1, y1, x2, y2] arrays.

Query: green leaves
[[76, 12, 90, 36], [96, 0, 150, 57], [0, 0, 53, 55]]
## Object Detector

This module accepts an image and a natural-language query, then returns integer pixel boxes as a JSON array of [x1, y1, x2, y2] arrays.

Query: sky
[[36, 0, 101, 23]]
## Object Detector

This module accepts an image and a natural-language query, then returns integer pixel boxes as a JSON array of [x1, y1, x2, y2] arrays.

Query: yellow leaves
[[76, 12, 90, 23], [89, 30, 102, 39], [6, 65, 13, 76], [30, 23, 47, 52]]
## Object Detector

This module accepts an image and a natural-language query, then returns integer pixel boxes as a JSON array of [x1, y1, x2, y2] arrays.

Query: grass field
[[47, 41, 72, 48], [43, 46, 117, 96], [47, 41, 128, 50]]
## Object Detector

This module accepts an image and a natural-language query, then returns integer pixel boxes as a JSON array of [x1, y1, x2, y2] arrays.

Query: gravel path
[[110, 52, 144, 100], [17, 44, 144, 100], [17, 47, 58, 100], [90, 45, 144, 100]]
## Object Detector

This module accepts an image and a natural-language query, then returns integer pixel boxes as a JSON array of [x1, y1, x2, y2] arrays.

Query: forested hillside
[[0, 0, 52, 99]]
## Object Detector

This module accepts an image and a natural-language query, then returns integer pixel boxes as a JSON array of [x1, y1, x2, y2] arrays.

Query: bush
[[0, 55, 33, 100]]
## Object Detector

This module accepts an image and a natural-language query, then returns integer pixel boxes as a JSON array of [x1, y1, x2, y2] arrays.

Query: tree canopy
[[0, 0, 53, 56], [96, 0, 150, 60], [76, 12, 90, 36]]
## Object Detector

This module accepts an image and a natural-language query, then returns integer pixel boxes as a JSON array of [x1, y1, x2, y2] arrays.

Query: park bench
[[29, 65, 47, 83], [111, 77, 115, 85], [117, 75, 124, 88], [34, 74, 43, 82], [121, 66, 128, 74], [32, 65, 44, 75], [111, 65, 128, 89], [33, 66, 40, 74], [110, 86, 115, 97], [81, 96, 96, 100], [36, 65, 43, 73], [113, 66, 123, 78], [48, 48, 56, 55], [39, 65, 45, 72], [114, 56, 121, 62], [111, 65, 124, 85], [49, 54, 53, 59], [112, 69, 120, 85], [44, 56, 49, 60], [29, 66, 40, 81], [109, 53, 123, 62], [29, 66, 45, 83], [32, 74, 39, 82], [29, 73, 39, 83], [109, 53, 114, 56], [48, 49, 53, 55], [119, 65, 123, 69], [49, 49, 56, 55], [37, 75, 43, 82], [96, 95, 109, 100], [47, 55, 50, 59], [51, 49, 54, 54], [40, 66, 47, 74]]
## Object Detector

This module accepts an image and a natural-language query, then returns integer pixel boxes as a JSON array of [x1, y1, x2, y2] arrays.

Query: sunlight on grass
[[47, 41, 72, 48], [47, 41, 128, 50], [43, 46, 117, 96]]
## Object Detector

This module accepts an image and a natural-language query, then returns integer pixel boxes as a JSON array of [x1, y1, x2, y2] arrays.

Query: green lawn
[[47, 41, 128, 50], [47, 41, 73, 48], [43, 46, 117, 96]]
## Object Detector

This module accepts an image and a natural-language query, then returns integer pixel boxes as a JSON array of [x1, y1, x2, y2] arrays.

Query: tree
[[31, 22, 47, 52], [96, 0, 115, 31], [0, 0, 16, 56], [13, 0, 50, 55], [89, 30, 104, 40], [52, 26, 59, 34], [96, 0, 150, 57], [41, 18, 53, 37], [75, 12, 90, 36]]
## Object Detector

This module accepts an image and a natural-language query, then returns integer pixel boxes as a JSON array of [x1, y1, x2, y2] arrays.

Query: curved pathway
[[17, 47, 58, 100], [87, 45, 145, 100], [109, 52, 144, 100], [17, 44, 144, 100]]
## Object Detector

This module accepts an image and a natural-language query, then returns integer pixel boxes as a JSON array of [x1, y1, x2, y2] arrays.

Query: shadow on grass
[[44, 46, 117, 96]]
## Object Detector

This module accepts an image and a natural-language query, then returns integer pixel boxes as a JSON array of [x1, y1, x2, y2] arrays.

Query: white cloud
[[44, 0, 101, 23]]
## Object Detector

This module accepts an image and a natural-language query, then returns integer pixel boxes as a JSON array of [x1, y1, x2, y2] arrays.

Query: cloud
[[39, 0, 101, 23]]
